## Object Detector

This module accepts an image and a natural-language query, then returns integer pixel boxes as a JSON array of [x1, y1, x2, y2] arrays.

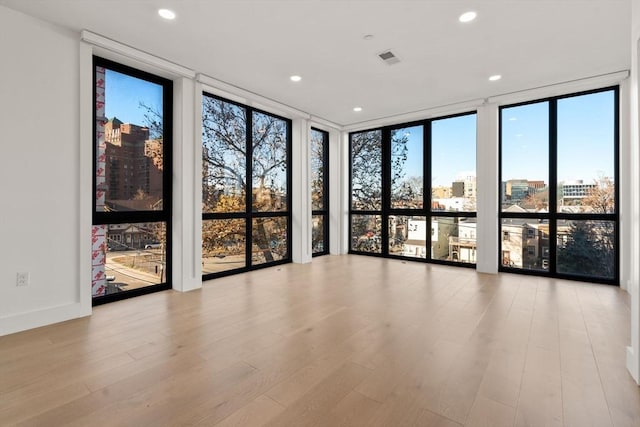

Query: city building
[[432, 185, 452, 199], [451, 176, 477, 200], [452, 180, 465, 197], [104, 118, 163, 205], [400, 217, 477, 263], [448, 219, 477, 263], [464, 176, 476, 199], [505, 179, 529, 202], [501, 220, 550, 270], [559, 179, 598, 203]]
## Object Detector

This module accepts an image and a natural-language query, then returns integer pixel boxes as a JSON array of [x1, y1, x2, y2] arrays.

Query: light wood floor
[[2, 255, 640, 426]]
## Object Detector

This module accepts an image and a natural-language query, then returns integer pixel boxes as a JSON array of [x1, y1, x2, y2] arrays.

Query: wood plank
[[213, 395, 285, 427], [1, 255, 638, 427]]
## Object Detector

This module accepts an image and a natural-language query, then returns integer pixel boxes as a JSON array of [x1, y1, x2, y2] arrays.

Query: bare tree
[[202, 97, 288, 262], [310, 130, 325, 211], [351, 131, 383, 210], [583, 176, 615, 214]]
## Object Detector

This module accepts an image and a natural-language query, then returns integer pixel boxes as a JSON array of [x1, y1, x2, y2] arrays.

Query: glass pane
[[351, 214, 382, 253], [312, 214, 325, 254], [389, 215, 427, 258], [557, 220, 615, 280], [252, 217, 288, 265], [557, 91, 615, 213], [252, 112, 288, 212], [500, 219, 549, 271], [432, 114, 477, 212], [501, 102, 549, 212], [202, 96, 247, 213], [432, 217, 477, 263], [311, 129, 326, 211], [97, 67, 164, 212], [351, 130, 382, 210], [202, 219, 246, 274], [92, 221, 166, 297], [390, 126, 424, 209]]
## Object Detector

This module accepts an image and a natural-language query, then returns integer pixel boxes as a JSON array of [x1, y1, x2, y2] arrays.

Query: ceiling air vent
[[378, 50, 400, 65]]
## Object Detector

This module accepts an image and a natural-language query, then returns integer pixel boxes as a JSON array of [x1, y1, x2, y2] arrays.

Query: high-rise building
[[104, 118, 163, 207]]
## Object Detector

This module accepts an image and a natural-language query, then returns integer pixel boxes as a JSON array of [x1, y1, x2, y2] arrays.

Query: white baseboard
[[627, 346, 640, 385], [0, 302, 91, 336]]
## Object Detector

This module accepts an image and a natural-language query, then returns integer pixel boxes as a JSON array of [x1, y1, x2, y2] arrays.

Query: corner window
[[349, 113, 477, 266]]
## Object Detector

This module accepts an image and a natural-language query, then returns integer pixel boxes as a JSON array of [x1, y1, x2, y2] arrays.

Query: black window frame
[[348, 111, 477, 267], [92, 56, 173, 305], [201, 92, 292, 280], [311, 127, 329, 256], [498, 86, 619, 285]]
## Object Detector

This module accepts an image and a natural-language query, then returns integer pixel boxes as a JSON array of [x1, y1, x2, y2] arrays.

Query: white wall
[[626, 0, 640, 384], [0, 6, 90, 335]]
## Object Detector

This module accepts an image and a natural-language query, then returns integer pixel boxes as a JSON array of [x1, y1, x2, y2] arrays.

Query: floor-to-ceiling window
[[431, 114, 477, 263], [499, 87, 618, 284], [92, 57, 172, 304], [311, 128, 329, 256], [349, 113, 477, 265], [202, 93, 291, 278]]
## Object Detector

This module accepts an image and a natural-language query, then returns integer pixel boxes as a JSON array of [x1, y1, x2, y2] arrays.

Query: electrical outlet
[[16, 272, 29, 287]]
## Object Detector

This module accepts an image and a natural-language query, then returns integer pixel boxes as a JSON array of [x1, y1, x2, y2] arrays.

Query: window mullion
[[549, 99, 558, 275]]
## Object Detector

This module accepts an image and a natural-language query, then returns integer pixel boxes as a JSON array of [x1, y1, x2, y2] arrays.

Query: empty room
[[2, 0, 640, 426]]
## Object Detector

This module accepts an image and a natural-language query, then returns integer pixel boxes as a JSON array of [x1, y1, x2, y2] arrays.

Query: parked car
[[144, 243, 162, 249]]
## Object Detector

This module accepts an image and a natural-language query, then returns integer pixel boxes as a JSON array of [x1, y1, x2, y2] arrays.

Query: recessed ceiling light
[[158, 9, 176, 20], [353, 107, 362, 112], [489, 74, 502, 81], [290, 75, 302, 82], [459, 11, 477, 23]]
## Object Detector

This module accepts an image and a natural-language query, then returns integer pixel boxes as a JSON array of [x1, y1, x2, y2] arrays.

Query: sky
[[105, 68, 615, 187], [104, 69, 163, 127], [399, 89, 614, 188], [502, 90, 615, 183], [431, 114, 477, 186], [391, 114, 477, 187]]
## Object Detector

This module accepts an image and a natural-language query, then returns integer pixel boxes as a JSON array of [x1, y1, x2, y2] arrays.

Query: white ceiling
[[0, 0, 631, 126]]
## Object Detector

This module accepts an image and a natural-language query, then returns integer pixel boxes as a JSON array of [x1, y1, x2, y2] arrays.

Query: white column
[[327, 129, 345, 254], [292, 118, 312, 263], [627, 0, 640, 384], [621, 79, 633, 294], [79, 41, 94, 315], [475, 102, 499, 274], [334, 131, 350, 254], [172, 77, 201, 292]]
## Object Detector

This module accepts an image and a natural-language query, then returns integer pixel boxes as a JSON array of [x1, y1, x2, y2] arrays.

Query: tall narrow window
[[431, 114, 477, 264], [350, 130, 382, 254], [311, 128, 329, 256], [202, 93, 291, 278], [388, 125, 425, 259], [92, 57, 172, 304], [500, 101, 550, 272], [499, 87, 618, 284], [349, 113, 476, 266]]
